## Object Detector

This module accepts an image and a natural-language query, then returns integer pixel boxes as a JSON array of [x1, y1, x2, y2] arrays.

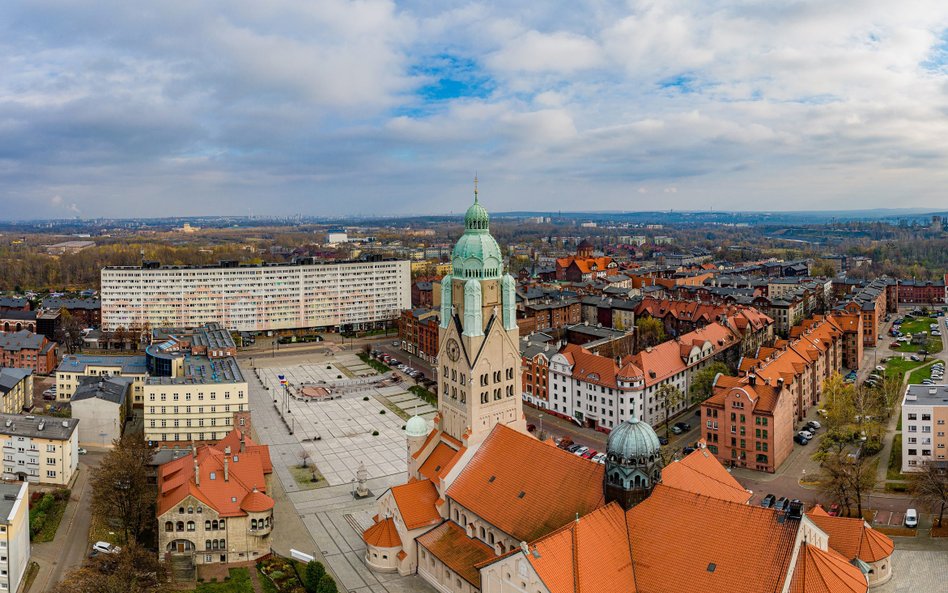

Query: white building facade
[[0, 482, 29, 593], [901, 384, 948, 472], [101, 259, 411, 332]]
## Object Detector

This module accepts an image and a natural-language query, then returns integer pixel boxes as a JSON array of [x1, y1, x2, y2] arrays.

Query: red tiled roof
[[447, 424, 604, 542], [362, 517, 402, 549], [788, 543, 868, 593], [157, 429, 272, 518], [419, 442, 460, 483], [390, 479, 442, 530], [240, 488, 274, 512], [805, 510, 894, 563], [661, 448, 752, 504], [417, 521, 494, 588]]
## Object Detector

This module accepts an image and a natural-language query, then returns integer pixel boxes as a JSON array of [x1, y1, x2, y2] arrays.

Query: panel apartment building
[[101, 259, 411, 332], [901, 384, 948, 472]]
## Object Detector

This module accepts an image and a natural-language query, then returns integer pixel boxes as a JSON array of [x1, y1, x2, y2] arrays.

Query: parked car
[[807, 420, 822, 430], [682, 446, 696, 455], [658, 436, 669, 446], [573, 446, 589, 457], [827, 503, 841, 517], [910, 355, 922, 362], [670, 425, 683, 435], [774, 497, 789, 512], [566, 444, 582, 453], [904, 508, 918, 528], [591, 452, 606, 464], [92, 541, 121, 555], [875, 365, 885, 372], [391, 340, 400, 347], [797, 430, 814, 439], [793, 434, 810, 445], [77, 447, 88, 455], [581, 449, 598, 460], [760, 494, 776, 508], [674, 422, 692, 431]]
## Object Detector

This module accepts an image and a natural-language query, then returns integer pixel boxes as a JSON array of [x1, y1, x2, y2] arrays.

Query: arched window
[[212, 520, 218, 530], [488, 532, 494, 545], [218, 539, 225, 549], [178, 507, 185, 514], [176, 521, 184, 532], [165, 521, 173, 532], [219, 519, 225, 529], [187, 521, 195, 531], [205, 540, 211, 550], [479, 526, 485, 539], [205, 520, 211, 530], [212, 540, 219, 550], [187, 506, 194, 514], [251, 519, 258, 530]]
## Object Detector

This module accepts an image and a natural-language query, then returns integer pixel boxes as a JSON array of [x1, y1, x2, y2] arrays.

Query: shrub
[[363, 396, 369, 401], [372, 431, 379, 436], [303, 561, 326, 593], [379, 410, 386, 414], [316, 574, 338, 593]]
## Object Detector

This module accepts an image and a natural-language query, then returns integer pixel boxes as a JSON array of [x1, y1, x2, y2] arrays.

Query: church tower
[[437, 180, 525, 446]]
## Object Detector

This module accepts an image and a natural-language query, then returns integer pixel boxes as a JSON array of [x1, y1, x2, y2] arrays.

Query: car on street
[[875, 365, 885, 372], [682, 446, 696, 455], [760, 494, 776, 508], [592, 452, 606, 464], [392, 341, 399, 347], [910, 355, 922, 362], [581, 449, 597, 459], [674, 422, 692, 431], [797, 430, 814, 440], [904, 508, 918, 528], [774, 497, 789, 512], [93, 541, 121, 555], [670, 425, 683, 435], [658, 436, 669, 446], [77, 447, 88, 455], [806, 420, 821, 430], [793, 434, 810, 445], [573, 446, 589, 457], [566, 444, 582, 453]]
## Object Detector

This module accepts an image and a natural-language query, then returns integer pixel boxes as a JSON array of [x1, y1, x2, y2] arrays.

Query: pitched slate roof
[[446, 424, 604, 542]]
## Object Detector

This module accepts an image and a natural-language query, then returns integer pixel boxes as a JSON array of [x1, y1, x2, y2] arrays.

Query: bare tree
[[90, 433, 154, 544], [657, 384, 686, 440], [50, 543, 169, 593], [911, 461, 948, 528]]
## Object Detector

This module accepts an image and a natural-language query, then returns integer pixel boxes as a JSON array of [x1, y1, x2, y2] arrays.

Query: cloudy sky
[[2, 0, 948, 219]]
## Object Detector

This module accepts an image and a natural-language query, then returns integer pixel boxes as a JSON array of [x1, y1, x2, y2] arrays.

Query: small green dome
[[607, 418, 661, 461], [464, 199, 490, 231], [405, 415, 428, 437]]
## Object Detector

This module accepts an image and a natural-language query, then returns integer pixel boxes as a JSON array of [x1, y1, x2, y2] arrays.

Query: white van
[[904, 508, 918, 528]]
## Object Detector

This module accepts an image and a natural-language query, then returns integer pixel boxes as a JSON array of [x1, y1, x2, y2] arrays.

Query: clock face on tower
[[446, 338, 461, 362]]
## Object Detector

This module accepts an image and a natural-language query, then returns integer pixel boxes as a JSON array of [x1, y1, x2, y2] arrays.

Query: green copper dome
[[607, 418, 661, 461], [405, 415, 429, 437], [452, 192, 503, 280]]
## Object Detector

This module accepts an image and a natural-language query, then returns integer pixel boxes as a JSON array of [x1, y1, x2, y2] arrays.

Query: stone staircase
[[169, 554, 195, 582]]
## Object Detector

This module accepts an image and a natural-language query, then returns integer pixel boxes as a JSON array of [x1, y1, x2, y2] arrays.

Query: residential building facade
[[0, 414, 79, 485], [56, 355, 148, 405], [0, 369, 32, 414], [101, 258, 411, 332], [901, 384, 948, 472], [0, 482, 29, 593], [0, 331, 57, 374], [398, 309, 440, 364]]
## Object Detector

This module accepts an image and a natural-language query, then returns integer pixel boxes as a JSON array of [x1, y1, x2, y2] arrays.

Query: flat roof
[[146, 355, 244, 385], [102, 257, 406, 271], [0, 482, 25, 523], [57, 355, 148, 375], [904, 384, 948, 406]]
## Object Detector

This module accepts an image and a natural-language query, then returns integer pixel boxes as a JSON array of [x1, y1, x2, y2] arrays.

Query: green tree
[[316, 574, 338, 593], [911, 460, 948, 528], [304, 561, 326, 593], [635, 317, 666, 349], [689, 362, 731, 404], [656, 384, 686, 440]]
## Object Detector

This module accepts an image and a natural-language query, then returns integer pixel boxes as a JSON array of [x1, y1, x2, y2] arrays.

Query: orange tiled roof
[[661, 448, 752, 504], [417, 521, 494, 588], [157, 429, 272, 518], [805, 510, 894, 563], [239, 488, 274, 512], [626, 485, 799, 593], [788, 543, 868, 593], [362, 517, 402, 549], [390, 479, 442, 530], [412, 428, 439, 460], [527, 503, 636, 593], [561, 343, 621, 389], [447, 424, 604, 542], [419, 442, 460, 483]]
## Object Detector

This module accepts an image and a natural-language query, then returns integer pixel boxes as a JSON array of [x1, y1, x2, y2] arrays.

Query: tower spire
[[473, 173, 478, 203]]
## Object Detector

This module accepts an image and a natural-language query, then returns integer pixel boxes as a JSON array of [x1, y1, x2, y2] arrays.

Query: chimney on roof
[[224, 445, 231, 455], [240, 431, 246, 453], [748, 374, 757, 386], [194, 460, 200, 486], [223, 454, 230, 482]]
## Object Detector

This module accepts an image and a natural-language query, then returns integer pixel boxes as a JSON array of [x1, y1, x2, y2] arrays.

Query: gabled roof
[[447, 424, 604, 542], [805, 508, 894, 563], [157, 429, 272, 517], [390, 479, 441, 530], [788, 543, 868, 593], [527, 503, 636, 593], [419, 442, 462, 483], [661, 448, 752, 504]]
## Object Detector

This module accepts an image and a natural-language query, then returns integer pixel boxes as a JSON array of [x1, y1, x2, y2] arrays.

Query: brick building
[[897, 279, 945, 305], [40, 298, 101, 327], [0, 331, 57, 374], [398, 309, 440, 364]]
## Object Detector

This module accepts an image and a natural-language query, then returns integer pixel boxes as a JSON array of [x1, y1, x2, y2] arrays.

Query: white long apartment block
[[100, 258, 411, 332]]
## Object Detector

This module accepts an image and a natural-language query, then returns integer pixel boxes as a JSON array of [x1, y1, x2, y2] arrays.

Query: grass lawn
[[357, 353, 389, 374], [885, 433, 915, 481], [194, 568, 254, 593], [290, 464, 326, 490], [883, 357, 928, 381], [907, 360, 944, 384]]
